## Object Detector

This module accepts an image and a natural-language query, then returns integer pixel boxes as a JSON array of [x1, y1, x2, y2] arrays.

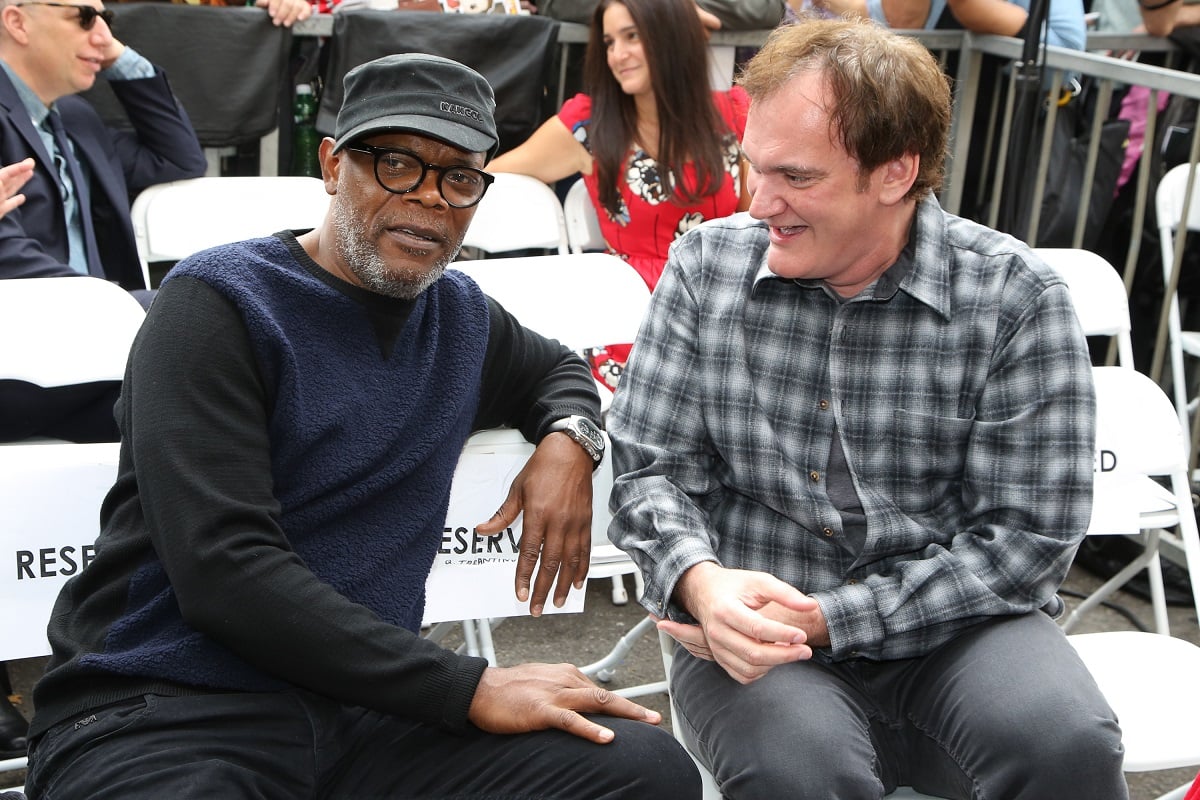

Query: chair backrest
[[450, 253, 651, 352], [564, 178, 605, 255], [1153, 164, 1200, 446], [1033, 247, 1134, 367], [0, 442, 120, 661], [0, 277, 146, 388], [316, 10, 560, 155], [81, 5, 291, 149], [131, 176, 330, 266], [1093, 366, 1186, 479], [462, 173, 569, 255], [1156, 163, 1200, 242]]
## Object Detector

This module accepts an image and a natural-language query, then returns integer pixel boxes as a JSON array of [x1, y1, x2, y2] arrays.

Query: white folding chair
[[1069, 630, 1200, 800], [563, 178, 605, 255], [451, 252, 652, 416], [450, 252, 649, 353], [0, 441, 121, 782], [461, 173, 569, 256], [130, 176, 330, 269], [1069, 367, 1200, 635], [1034, 247, 1135, 367], [0, 277, 145, 396], [1156, 163, 1200, 457]]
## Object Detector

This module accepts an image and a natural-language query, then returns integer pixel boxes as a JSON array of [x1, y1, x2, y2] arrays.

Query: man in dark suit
[[0, 0, 205, 755], [0, 0, 205, 294]]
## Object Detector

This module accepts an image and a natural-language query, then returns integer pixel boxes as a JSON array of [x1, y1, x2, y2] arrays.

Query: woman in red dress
[[490, 0, 750, 388]]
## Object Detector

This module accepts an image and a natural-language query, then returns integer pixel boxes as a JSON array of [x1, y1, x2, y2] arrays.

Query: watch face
[[577, 417, 602, 443]]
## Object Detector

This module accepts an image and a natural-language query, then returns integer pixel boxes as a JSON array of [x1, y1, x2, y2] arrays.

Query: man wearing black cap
[[21, 53, 700, 799]]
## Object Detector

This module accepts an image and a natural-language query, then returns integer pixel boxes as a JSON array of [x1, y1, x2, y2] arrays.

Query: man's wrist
[[546, 415, 605, 468]]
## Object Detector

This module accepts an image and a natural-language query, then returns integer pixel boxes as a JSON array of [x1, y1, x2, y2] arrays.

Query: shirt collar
[[0, 60, 53, 128], [750, 194, 952, 319]]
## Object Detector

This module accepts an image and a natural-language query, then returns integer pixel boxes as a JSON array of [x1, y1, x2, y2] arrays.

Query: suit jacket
[[0, 65, 206, 290]]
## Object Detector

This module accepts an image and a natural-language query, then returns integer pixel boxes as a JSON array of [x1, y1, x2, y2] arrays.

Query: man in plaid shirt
[[608, 18, 1127, 800]]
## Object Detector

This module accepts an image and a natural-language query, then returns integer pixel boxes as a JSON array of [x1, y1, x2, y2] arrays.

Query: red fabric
[[557, 87, 749, 292], [559, 88, 749, 391], [1185, 770, 1200, 800]]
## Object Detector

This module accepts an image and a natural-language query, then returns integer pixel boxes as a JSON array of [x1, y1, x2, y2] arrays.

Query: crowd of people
[[2, 0, 1200, 798]]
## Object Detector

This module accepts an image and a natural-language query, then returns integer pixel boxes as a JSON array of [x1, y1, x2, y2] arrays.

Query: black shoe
[[0, 695, 28, 759]]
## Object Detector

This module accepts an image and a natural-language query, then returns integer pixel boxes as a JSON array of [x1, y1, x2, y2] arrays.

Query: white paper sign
[[423, 451, 586, 624]]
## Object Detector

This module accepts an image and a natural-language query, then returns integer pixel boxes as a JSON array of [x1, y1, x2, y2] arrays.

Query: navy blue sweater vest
[[88, 236, 490, 692]]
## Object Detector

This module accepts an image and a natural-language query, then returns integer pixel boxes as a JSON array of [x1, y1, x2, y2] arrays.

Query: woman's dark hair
[[583, 0, 732, 217]]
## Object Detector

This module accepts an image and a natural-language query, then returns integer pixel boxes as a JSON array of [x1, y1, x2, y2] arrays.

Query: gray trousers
[[671, 612, 1127, 800]]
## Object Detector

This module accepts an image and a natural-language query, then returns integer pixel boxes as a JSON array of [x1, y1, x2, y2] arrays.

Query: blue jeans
[[26, 689, 699, 799], [671, 612, 1127, 800]]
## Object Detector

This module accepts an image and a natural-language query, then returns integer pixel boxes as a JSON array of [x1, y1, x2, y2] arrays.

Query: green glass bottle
[[290, 84, 321, 178]]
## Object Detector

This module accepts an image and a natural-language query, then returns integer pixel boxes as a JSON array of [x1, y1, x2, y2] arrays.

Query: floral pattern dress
[[558, 88, 749, 291], [557, 89, 749, 390]]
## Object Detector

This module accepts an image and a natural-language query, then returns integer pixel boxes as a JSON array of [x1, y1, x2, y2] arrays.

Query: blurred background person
[[490, 0, 751, 388]]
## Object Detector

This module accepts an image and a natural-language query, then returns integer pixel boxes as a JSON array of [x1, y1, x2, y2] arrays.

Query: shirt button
[[809, 471, 820, 482], [823, 527, 834, 537], [818, 399, 830, 410]]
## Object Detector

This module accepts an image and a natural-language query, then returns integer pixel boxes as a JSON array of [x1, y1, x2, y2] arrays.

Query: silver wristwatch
[[548, 415, 605, 466]]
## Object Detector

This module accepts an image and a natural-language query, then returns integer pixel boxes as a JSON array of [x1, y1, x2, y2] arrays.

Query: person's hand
[[655, 616, 714, 661], [675, 561, 819, 684], [0, 158, 34, 219], [474, 431, 594, 616], [695, 2, 721, 35], [99, 37, 126, 71], [468, 662, 662, 743], [255, 0, 313, 27]]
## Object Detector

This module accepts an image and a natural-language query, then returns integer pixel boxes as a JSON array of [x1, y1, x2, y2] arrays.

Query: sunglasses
[[14, 2, 115, 30]]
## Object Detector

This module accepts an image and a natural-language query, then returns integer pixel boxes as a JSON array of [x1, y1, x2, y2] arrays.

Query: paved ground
[[5, 561, 1198, 798]]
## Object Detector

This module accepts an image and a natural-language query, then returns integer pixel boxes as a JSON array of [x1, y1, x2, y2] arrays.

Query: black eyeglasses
[[15, 2, 114, 30], [343, 144, 494, 209]]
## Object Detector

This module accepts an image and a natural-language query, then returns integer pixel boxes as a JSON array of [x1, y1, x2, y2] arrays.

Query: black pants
[[26, 690, 700, 799]]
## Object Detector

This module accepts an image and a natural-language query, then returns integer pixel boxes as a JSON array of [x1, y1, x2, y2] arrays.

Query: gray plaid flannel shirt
[[608, 195, 1095, 661]]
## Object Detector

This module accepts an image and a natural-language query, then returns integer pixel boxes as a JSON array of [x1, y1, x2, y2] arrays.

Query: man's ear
[[318, 137, 337, 193], [0, 5, 32, 46], [879, 153, 919, 205]]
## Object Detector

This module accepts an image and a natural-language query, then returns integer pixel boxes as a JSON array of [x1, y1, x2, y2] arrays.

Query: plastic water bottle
[[290, 84, 321, 178]]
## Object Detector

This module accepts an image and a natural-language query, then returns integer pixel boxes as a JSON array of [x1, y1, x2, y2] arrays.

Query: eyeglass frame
[[341, 143, 495, 209], [13, 2, 115, 30]]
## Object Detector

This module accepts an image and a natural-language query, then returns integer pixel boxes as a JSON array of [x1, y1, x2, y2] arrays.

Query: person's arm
[[489, 115, 593, 185], [471, 297, 603, 615], [948, 0, 1086, 49], [946, 0, 1028, 36], [1137, 0, 1183, 38], [607, 244, 817, 684], [99, 46, 207, 193]]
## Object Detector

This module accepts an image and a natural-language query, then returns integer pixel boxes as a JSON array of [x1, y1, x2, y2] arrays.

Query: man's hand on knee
[[468, 663, 662, 744]]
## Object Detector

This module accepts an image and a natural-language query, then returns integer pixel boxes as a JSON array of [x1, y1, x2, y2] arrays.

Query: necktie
[[44, 110, 103, 278]]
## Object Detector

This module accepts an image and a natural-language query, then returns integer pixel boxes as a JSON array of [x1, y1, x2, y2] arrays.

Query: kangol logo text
[[439, 101, 483, 123]]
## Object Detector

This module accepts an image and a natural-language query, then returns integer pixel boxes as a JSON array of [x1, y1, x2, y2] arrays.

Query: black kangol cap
[[332, 53, 499, 160]]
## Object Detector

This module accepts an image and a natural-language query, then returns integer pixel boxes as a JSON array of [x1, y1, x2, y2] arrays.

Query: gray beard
[[329, 198, 463, 300]]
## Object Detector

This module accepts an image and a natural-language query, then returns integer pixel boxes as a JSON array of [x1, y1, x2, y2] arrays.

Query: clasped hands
[[661, 561, 828, 684]]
